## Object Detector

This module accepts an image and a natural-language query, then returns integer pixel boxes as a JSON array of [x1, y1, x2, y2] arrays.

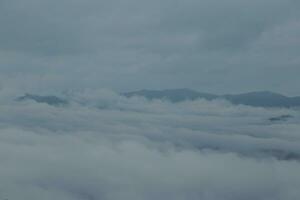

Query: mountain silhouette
[[123, 89, 300, 108], [17, 94, 68, 106]]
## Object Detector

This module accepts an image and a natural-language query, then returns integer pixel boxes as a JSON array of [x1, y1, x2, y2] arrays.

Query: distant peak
[[122, 89, 300, 108], [244, 91, 284, 96], [17, 94, 68, 106]]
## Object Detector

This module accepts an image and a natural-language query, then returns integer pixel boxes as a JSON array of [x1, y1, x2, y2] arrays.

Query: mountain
[[17, 94, 68, 106], [222, 91, 300, 107], [123, 89, 300, 108], [269, 115, 293, 122]]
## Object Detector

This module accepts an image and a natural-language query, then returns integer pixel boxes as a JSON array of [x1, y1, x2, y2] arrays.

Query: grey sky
[[1, 0, 300, 95]]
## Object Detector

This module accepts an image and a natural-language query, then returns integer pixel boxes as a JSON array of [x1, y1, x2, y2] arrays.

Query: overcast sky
[[1, 0, 300, 95]]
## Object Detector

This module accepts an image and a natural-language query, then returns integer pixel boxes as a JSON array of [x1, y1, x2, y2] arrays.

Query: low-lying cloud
[[0, 89, 299, 199]]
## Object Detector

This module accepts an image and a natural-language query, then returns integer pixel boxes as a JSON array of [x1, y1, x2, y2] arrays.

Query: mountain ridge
[[17, 93, 68, 106], [123, 89, 300, 108]]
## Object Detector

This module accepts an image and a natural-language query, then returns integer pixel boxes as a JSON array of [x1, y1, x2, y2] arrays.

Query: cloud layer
[[0, 89, 299, 199]]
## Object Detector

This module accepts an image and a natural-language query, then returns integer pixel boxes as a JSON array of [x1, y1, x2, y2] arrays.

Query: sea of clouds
[[0, 89, 299, 200]]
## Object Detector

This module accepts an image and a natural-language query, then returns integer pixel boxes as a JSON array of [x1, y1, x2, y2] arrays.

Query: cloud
[[0, 0, 300, 93], [1, 130, 300, 200], [0, 89, 299, 199], [1, 0, 300, 198]]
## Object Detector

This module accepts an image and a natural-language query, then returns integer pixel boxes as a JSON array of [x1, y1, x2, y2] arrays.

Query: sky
[[1, 0, 300, 95]]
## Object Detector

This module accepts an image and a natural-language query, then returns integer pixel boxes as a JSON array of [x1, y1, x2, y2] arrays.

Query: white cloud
[[0, 89, 299, 199]]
